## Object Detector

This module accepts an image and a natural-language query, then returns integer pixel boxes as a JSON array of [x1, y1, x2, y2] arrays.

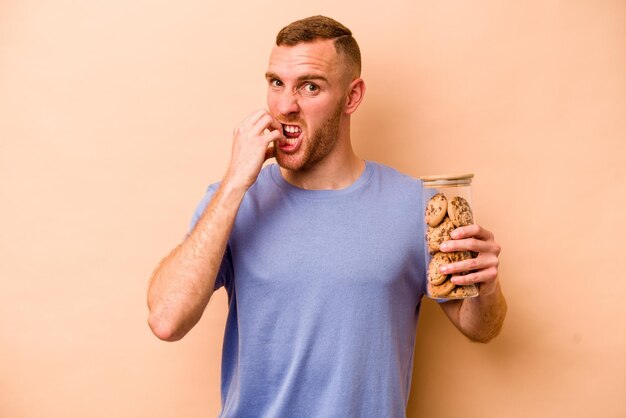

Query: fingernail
[[450, 230, 459, 239], [439, 265, 448, 273], [440, 242, 448, 251]]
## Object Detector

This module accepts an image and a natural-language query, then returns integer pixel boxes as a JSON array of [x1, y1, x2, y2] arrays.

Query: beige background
[[1, 0, 625, 417]]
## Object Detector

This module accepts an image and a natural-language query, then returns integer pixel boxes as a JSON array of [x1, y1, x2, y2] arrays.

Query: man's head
[[275, 15, 361, 81], [266, 16, 365, 172]]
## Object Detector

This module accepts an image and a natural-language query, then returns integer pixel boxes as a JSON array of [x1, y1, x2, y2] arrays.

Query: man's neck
[[279, 149, 365, 191]]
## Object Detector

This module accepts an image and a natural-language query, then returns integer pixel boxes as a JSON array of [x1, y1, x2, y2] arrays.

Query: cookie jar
[[420, 173, 479, 300]]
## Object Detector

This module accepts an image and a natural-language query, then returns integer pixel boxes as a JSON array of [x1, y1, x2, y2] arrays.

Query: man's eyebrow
[[298, 74, 328, 83], [265, 72, 329, 83]]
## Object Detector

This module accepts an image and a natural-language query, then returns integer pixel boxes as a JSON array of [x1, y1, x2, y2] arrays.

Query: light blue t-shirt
[[190, 161, 427, 418]]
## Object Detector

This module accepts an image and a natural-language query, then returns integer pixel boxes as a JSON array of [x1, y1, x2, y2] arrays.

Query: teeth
[[280, 137, 298, 145], [284, 125, 301, 134]]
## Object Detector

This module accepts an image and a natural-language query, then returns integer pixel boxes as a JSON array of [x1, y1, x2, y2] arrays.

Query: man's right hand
[[147, 109, 285, 342], [224, 109, 284, 190]]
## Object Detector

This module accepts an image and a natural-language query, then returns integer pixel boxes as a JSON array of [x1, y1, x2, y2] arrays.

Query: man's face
[[265, 40, 349, 171]]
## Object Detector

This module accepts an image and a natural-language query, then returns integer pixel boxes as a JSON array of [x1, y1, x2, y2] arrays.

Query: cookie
[[448, 283, 479, 298], [448, 251, 473, 263], [427, 278, 456, 298], [426, 216, 456, 254], [447, 196, 474, 227], [428, 252, 451, 285], [425, 193, 448, 227]]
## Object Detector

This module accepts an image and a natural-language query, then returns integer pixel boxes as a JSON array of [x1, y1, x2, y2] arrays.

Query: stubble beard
[[276, 103, 343, 172]]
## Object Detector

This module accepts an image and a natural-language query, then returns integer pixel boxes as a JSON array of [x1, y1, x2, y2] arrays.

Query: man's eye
[[302, 83, 319, 93], [270, 79, 283, 87]]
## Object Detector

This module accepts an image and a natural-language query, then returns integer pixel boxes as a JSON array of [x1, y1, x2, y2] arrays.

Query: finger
[[255, 113, 286, 138], [450, 266, 498, 285], [234, 110, 269, 138], [439, 237, 498, 254], [242, 109, 270, 126], [450, 224, 494, 241], [263, 128, 284, 144], [252, 113, 275, 132], [440, 252, 498, 275], [267, 116, 284, 133], [264, 144, 276, 161]]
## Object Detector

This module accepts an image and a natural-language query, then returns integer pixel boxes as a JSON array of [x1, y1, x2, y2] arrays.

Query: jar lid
[[419, 173, 474, 182]]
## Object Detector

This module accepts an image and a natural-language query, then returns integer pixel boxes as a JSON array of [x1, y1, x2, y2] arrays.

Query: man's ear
[[344, 78, 366, 115]]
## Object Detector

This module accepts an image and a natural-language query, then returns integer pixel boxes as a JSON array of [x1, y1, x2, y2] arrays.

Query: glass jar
[[420, 173, 479, 300]]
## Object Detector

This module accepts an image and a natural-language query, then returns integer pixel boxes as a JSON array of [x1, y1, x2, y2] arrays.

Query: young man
[[147, 15, 506, 418]]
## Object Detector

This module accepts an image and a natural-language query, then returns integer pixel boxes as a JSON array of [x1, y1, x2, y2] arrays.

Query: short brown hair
[[276, 15, 361, 77]]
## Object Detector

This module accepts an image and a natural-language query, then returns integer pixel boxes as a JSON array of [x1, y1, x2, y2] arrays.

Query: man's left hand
[[438, 224, 501, 294]]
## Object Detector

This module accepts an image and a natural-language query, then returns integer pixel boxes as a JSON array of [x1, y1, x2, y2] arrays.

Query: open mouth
[[282, 124, 302, 139], [279, 124, 302, 150]]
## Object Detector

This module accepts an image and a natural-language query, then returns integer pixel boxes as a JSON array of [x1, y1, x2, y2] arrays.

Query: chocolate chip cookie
[[448, 250, 473, 263], [426, 278, 456, 298], [448, 283, 479, 298], [425, 193, 448, 227], [428, 252, 451, 285], [426, 216, 456, 254], [447, 196, 474, 227]]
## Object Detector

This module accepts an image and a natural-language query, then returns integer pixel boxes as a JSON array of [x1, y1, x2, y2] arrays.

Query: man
[[147, 15, 506, 418]]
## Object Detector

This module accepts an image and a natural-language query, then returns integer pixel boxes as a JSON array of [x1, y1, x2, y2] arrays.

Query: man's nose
[[276, 91, 299, 116]]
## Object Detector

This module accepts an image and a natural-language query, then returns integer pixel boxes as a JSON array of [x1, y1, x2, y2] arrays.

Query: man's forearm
[[147, 180, 246, 341], [455, 281, 507, 343]]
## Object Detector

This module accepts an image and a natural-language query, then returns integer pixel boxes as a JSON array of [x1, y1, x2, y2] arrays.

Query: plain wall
[[1, 1, 625, 417]]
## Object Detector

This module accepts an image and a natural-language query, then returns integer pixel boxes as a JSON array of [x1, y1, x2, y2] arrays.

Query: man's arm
[[437, 224, 507, 343], [147, 109, 282, 341]]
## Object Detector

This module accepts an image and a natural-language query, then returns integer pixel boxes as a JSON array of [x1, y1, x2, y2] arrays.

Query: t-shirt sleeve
[[188, 183, 233, 291]]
